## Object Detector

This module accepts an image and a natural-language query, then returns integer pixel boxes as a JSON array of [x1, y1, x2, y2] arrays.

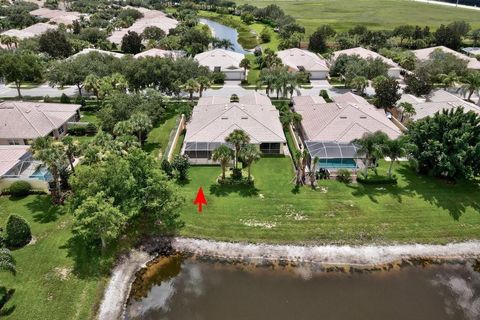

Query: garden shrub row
[[357, 174, 398, 185]]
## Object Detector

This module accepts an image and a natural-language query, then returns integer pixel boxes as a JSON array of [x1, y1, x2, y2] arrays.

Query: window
[[58, 125, 65, 135], [214, 66, 221, 72], [260, 143, 280, 154], [8, 140, 20, 145]]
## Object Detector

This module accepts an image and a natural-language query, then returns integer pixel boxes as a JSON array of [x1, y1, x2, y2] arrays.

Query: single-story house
[[134, 48, 185, 60], [293, 92, 401, 169], [1, 23, 57, 40], [276, 48, 329, 80], [397, 89, 480, 122], [29, 8, 84, 25], [412, 46, 480, 71], [462, 47, 480, 57], [70, 48, 125, 59], [182, 92, 286, 164], [194, 49, 246, 81], [331, 47, 403, 78], [107, 9, 178, 45], [0, 101, 81, 145]]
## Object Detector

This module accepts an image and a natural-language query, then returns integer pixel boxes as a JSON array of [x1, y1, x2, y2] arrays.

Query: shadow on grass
[[209, 183, 259, 197], [23, 195, 64, 223], [0, 287, 15, 317]]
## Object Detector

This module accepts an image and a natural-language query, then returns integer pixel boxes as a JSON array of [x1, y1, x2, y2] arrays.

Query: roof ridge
[[14, 102, 44, 136], [237, 105, 286, 141]]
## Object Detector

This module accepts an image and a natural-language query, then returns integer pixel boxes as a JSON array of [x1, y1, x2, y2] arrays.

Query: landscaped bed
[[177, 156, 480, 244]]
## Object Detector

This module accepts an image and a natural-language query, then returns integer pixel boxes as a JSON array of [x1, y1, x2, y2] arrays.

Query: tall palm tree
[[353, 131, 388, 178], [62, 136, 80, 172], [181, 78, 200, 102], [84, 74, 102, 105], [309, 156, 319, 189], [212, 145, 233, 180], [128, 112, 152, 145], [286, 73, 299, 98], [459, 72, 480, 103], [351, 76, 368, 95], [258, 71, 276, 96], [294, 149, 308, 186], [239, 58, 251, 77], [398, 102, 416, 123], [239, 144, 261, 180], [439, 72, 460, 90], [225, 129, 250, 169], [0, 248, 16, 275], [383, 138, 406, 178], [31, 137, 68, 204], [196, 76, 212, 98]]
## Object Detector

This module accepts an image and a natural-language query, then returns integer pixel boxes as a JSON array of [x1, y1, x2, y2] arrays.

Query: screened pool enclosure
[[305, 141, 363, 169]]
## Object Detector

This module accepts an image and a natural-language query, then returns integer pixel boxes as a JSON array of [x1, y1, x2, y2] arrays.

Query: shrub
[[231, 168, 242, 180], [85, 123, 97, 135], [8, 181, 32, 197], [60, 93, 71, 104], [68, 125, 86, 136], [336, 169, 352, 183], [260, 27, 271, 43], [74, 95, 86, 107], [357, 173, 398, 185], [211, 72, 225, 84], [320, 89, 333, 102], [43, 95, 53, 103], [5, 215, 32, 248]]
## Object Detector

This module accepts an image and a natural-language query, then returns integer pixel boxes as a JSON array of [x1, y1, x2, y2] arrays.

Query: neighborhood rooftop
[[1, 23, 57, 40], [134, 49, 185, 59], [0, 145, 30, 178], [277, 48, 329, 72], [331, 47, 400, 69], [29, 7, 84, 25], [293, 92, 401, 143], [0, 101, 81, 140], [412, 46, 480, 70], [194, 49, 244, 71]]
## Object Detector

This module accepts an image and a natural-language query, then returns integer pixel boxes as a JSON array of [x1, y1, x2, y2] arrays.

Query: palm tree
[[212, 145, 233, 180], [128, 113, 152, 145], [459, 71, 480, 103], [351, 76, 368, 95], [286, 73, 299, 98], [439, 72, 460, 90], [239, 144, 261, 180], [225, 129, 250, 169], [294, 149, 308, 186], [258, 71, 276, 96], [399, 102, 416, 123], [353, 131, 388, 178], [383, 138, 406, 178], [239, 58, 251, 78], [215, 39, 234, 50], [196, 76, 212, 98], [0, 248, 16, 275], [309, 156, 319, 189], [84, 74, 102, 105], [31, 137, 68, 204], [182, 78, 200, 102], [62, 136, 80, 172]]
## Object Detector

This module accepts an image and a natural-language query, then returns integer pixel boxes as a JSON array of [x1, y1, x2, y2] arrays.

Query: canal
[[200, 18, 248, 54]]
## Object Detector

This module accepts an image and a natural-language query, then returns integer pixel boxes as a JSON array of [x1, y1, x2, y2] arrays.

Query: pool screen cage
[[183, 142, 230, 159], [304, 141, 364, 169]]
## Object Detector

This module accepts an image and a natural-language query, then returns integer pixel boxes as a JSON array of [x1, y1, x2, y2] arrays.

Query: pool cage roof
[[184, 142, 232, 152], [305, 141, 362, 159]]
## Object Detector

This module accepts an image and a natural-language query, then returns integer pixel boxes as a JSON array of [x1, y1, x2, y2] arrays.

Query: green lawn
[[0, 196, 106, 320], [79, 111, 99, 125], [144, 116, 178, 159], [246, 54, 260, 86], [234, 0, 480, 34], [176, 157, 480, 244]]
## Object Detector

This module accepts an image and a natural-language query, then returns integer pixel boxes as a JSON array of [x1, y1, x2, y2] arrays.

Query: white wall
[[309, 71, 329, 80]]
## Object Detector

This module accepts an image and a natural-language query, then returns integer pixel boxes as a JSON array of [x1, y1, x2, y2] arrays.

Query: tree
[[72, 192, 125, 252], [309, 156, 319, 189], [39, 29, 72, 58], [439, 72, 460, 89], [0, 51, 43, 98], [161, 159, 173, 179], [404, 72, 433, 96], [31, 137, 68, 204], [471, 29, 480, 47], [142, 26, 166, 41], [5, 215, 31, 248], [353, 131, 388, 178], [172, 154, 190, 181], [225, 129, 250, 169], [308, 26, 334, 53], [239, 144, 261, 181], [399, 102, 416, 123], [196, 76, 212, 98], [121, 31, 143, 54], [351, 76, 368, 95], [293, 149, 308, 186], [0, 248, 16, 275], [459, 71, 480, 103], [62, 136, 80, 172], [212, 145, 233, 180], [406, 108, 480, 180], [260, 27, 271, 43], [383, 138, 406, 178], [181, 78, 200, 101], [239, 58, 251, 77], [128, 112, 153, 145], [241, 12, 254, 24], [372, 77, 401, 109], [84, 74, 102, 103]]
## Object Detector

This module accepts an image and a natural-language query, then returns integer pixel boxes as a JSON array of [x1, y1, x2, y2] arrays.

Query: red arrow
[[193, 187, 207, 212]]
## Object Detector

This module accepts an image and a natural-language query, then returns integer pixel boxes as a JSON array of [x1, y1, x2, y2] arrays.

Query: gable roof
[[331, 47, 400, 69], [412, 46, 480, 70], [293, 93, 401, 143], [0, 145, 30, 177], [70, 48, 125, 59], [30, 8, 83, 25], [134, 48, 184, 59], [277, 48, 329, 72], [0, 101, 81, 140], [1, 23, 57, 40], [185, 92, 285, 144], [194, 49, 244, 71]]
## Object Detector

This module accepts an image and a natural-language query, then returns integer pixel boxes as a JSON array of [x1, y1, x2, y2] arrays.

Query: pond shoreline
[[98, 237, 480, 320]]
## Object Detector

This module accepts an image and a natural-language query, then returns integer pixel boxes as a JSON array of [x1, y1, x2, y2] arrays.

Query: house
[[29, 8, 84, 25], [1, 23, 57, 40], [70, 48, 125, 59], [398, 89, 480, 122], [0, 101, 81, 145], [462, 47, 480, 57], [194, 49, 246, 80], [182, 92, 286, 164], [134, 48, 185, 59], [331, 47, 402, 78], [293, 92, 401, 169], [107, 9, 178, 45], [412, 46, 480, 70], [276, 48, 329, 80]]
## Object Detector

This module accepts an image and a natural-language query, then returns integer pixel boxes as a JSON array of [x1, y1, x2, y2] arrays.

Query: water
[[126, 256, 480, 320], [199, 18, 248, 54], [29, 166, 52, 181]]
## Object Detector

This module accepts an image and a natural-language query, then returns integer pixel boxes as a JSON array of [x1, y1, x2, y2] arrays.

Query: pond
[[200, 18, 248, 54], [126, 255, 480, 320]]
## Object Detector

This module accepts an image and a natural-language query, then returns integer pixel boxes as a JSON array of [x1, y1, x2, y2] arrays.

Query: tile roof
[[412, 46, 480, 70], [277, 48, 329, 72], [0, 145, 30, 177], [293, 93, 401, 143], [185, 92, 285, 144], [1, 23, 57, 39], [70, 48, 125, 59], [134, 49, 184, 59], [194, 49, 244, 71], [331, 47, 400, 69], [0, 101, 81, 140], [30, 8, 83, 25]]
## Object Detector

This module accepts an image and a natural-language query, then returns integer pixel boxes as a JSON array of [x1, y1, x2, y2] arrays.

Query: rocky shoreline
[[97, 238, 480, 320]]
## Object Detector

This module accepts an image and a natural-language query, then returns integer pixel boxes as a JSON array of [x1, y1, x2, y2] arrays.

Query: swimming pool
[[318, 158, 358, 169], [29, 166, 53, 181]]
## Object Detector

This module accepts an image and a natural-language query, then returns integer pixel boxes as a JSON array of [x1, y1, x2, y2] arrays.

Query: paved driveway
[[0, 83, 78, 98]]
